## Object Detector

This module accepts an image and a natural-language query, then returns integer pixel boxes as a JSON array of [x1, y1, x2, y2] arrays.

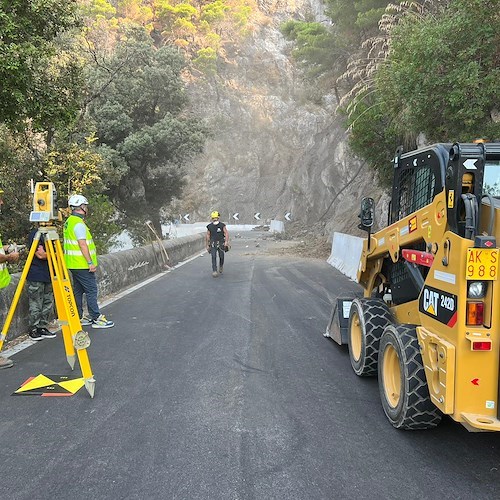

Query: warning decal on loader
[[419, 285, 458, 327]]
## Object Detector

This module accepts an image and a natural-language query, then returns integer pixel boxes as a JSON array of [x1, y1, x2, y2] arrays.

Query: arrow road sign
[[285, 212, 292, 221], [464, 159, 478, 170], [232, 213, 239, 220], [254, 213, 261, 220], [183, 214, 190, 222]]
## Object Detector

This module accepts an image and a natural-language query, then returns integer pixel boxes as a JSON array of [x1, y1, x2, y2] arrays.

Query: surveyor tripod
[[0, 224, 95, 398]]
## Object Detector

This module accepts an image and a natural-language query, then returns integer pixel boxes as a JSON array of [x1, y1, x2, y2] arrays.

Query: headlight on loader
[[468, 281, 487, 299]]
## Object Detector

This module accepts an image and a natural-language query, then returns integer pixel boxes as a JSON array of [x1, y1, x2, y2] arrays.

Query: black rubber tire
[[378, 324, 442, 430], [348, 298, 393, 377]]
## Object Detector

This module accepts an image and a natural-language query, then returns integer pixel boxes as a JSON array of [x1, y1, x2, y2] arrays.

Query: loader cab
[[390, 143, 500, 239], [389, 144, 448, 225], [386, 145, 448, 304], [384, 142, 500, 305]]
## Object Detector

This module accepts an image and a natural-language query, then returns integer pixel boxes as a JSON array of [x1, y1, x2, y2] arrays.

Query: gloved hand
[[224, 245, 230, 252], [6, 244, 25, 253]]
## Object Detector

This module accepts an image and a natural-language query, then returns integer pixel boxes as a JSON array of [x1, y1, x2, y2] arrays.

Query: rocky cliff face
[[181, 0, 386, 238]]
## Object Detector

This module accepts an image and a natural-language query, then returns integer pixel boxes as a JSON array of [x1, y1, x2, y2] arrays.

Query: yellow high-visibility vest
[[0, 236, 11, 288], [63, 215, 97, 269]]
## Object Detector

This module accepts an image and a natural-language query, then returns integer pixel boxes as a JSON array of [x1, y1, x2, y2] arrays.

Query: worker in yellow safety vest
[[0, 188, 19, 368], [63, 195, 114, 329]]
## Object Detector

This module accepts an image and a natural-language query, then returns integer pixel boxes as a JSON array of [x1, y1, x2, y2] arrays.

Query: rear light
[[466, 301, 484, 325], [472, 341, 491, 351]]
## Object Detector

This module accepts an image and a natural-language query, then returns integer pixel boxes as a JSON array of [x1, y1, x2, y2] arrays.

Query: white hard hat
[[68, 194, 89, 208]]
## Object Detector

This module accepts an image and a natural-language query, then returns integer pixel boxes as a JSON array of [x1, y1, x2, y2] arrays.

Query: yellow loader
[[327, 142, 500, 431]]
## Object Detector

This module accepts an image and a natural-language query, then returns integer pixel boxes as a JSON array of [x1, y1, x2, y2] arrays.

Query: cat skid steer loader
[[327, 142, 500, 431]]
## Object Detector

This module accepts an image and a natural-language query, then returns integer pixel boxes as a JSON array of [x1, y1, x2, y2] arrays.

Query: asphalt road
[[1, 230, 500, 500]]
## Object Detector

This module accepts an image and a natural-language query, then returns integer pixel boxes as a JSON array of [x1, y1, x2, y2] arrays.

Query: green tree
[[281, 20, 350, 98], [41, 141, 122, 253], [80, 0, 117, 19], [0, 1, 83, 136], [343, 0, 499, 182], [0, 128, 35, 243], [0, 128, 122, 254], [282, 1, 393, 94], [378, 0, 499, 142], [326, 0, 390, 40]]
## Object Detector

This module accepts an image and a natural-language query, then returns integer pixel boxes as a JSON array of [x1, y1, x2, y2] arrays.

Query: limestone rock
[[181, 0, 386, 238]]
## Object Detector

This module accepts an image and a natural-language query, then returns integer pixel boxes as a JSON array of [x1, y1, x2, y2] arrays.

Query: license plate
[[466, 248, 499, 280]]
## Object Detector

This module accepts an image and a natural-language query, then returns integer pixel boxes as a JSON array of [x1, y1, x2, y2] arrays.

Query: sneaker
[[29, 328, 43, 341], [219, 266, 223, 274], [212, 271, 218, 277], [38, 327, 56, 339], [80, 315, 93, 326], [91, 314, 114, 329], [0, 355, 13, 369]]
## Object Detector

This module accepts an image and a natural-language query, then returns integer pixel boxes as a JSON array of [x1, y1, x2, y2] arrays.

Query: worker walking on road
[[206, 211, 229, 277], [0, 188, 19, 368], [63, 194, 114, 329]]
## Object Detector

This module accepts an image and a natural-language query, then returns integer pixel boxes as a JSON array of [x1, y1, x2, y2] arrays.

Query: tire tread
[[380, 325, 442, 430]]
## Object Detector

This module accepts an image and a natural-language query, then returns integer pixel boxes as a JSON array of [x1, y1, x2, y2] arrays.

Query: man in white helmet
[[0, 188, 19, 368], [63, 194, 114, 329]]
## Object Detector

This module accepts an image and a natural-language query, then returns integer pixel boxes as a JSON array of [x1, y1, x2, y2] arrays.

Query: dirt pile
[[262, 222, 332, 260]]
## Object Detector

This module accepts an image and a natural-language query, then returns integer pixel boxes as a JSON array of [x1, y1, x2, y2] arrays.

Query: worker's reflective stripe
[[65, 249, 97, 256], [65, 238, 95, 244]]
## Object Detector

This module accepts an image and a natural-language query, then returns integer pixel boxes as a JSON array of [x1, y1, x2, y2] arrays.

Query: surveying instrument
[[0, 182, 95, 397]]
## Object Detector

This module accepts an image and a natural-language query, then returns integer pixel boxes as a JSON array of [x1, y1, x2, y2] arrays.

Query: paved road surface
[[1, 231, 500, 499]]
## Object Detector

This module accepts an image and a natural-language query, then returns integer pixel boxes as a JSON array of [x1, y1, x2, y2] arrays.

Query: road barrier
[[0, 233, 205, 342], [327, 232, 364, 282]]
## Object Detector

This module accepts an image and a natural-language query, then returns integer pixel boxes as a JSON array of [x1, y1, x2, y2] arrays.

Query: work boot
[[0, 355, 13, 369], [219, 266, 223, 274], [212, 271, 218, 277]]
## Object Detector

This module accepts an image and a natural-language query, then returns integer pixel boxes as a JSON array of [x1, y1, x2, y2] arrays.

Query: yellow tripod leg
[[0, 225, 96, 398], [45, 237, 77, 369], [46, 234, 96, 398], [0, 233, 40, 351]]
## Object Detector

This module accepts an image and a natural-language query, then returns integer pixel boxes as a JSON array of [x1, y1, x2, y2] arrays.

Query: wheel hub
[[383, 344, 401, 408], [351, 313, 362, 361]]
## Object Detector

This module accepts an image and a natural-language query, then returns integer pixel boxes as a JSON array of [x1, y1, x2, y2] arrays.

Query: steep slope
[[182, 0, 385, 236]]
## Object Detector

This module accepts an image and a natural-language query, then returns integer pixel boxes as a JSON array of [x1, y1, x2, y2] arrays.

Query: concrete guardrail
[[0, 233, 205, 342]]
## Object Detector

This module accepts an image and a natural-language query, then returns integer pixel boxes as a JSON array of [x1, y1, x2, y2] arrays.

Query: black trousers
[[209, 242, 225, 271]]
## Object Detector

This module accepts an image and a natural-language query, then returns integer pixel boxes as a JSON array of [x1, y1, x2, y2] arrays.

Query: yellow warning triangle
[[426, 304, 436, 315], [59, 378, 85, 394], [16, 374, 55, 393]]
